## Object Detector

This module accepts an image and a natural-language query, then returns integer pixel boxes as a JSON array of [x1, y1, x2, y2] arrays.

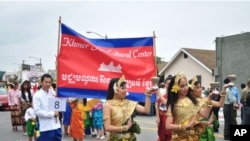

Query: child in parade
[[70, 98, 90, 141], [92, 101, 105, 140], [24, 103, 37, 141]]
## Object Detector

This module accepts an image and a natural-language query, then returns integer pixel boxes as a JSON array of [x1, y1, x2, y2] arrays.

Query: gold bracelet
[[145, 89, 152, 94], [220, 92, 226, 97], [178, 124, 181, 130], [122, 125, 128, 132], [178, 124, 186, 130], [145, 93, 152, 97], [221, 92, 226, 95]]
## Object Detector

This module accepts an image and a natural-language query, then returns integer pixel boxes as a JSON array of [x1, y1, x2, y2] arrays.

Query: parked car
[[0, 81, 10, 111]]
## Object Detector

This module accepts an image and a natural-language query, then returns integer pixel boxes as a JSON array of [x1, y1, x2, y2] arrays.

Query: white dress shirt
[[33, 88, 61, 132], [24, 107, 36, 121]]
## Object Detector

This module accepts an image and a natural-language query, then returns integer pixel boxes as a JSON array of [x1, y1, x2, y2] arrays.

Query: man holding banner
[[33, 74, 62, 141]]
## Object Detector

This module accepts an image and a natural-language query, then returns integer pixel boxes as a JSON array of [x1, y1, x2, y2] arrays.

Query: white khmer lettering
[[62, 37, 90, 48]]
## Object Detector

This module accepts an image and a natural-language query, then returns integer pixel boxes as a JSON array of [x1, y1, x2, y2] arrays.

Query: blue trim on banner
[[61, 23, 153, 48], [57, 87, 156, 102]]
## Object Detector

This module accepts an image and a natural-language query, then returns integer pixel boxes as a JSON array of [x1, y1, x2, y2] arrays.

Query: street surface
[[0, 108, 240, 141]]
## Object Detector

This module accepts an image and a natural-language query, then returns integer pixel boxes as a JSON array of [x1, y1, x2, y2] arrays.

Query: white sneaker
[[99, 135, 105, 140], [96, 135, 100, 139], [23, 132, 27, 136]]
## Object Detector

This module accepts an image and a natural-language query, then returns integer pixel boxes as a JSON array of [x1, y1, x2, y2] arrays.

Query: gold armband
[[205, 99, 213, 108], [166, 112, 172, 117], [103, 116, 110, 121], [205, 100, 213, 105], [206, 104, 213, 108], [220, 92, 226, 97]]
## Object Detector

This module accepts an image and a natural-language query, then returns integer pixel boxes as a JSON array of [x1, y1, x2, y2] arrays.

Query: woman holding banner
[[103, 75, 153, 141]]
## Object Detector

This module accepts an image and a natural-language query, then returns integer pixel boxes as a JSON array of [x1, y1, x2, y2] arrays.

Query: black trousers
[[223, 103, 237, 139], [212, 107, 220, 131]]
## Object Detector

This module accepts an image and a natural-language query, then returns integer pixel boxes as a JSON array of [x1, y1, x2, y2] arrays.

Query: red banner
[[57, 23, 156, 102]]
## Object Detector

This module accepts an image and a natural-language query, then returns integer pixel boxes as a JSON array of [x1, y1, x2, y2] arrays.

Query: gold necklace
[[109, 99, 128, 107]]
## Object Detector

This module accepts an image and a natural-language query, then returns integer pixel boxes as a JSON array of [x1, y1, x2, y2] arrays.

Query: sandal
[[12, 126, 17, 131]]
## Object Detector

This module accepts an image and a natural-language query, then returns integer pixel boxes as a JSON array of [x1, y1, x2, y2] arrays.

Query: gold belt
[[172, 129, 199, 140], [110, 132, 132, 140]]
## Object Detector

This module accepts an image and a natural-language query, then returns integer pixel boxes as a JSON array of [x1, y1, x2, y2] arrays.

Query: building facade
[[215, 32, 250, 90]]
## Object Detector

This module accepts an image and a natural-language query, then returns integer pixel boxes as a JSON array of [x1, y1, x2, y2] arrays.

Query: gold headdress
[[117, 74, 125, 88], [171, 72, 187, 93], [113, 74, 126, 93], [189, 76, 198, 90]]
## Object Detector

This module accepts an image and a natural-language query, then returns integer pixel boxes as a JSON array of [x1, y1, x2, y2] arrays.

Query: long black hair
[[166, 75, 198, 116], [83, 98, 87, 106], [106, 78, 127, 100], [21, 80, 32, 102]]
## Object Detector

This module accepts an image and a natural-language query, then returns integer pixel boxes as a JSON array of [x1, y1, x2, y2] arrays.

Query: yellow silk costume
[[171, 97, 206, 141], [196, 97, 216, 141], [106, 99, 138, 141]]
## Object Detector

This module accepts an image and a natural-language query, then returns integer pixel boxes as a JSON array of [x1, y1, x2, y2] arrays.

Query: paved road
[[0, 108, 240, 141]]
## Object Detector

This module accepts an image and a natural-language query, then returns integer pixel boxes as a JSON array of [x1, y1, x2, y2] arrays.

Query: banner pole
[[56, 16, 61, 96], [153, 31, 157, 76]]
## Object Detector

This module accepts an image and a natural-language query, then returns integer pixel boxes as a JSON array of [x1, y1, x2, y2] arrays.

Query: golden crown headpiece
[[113, 74, 126, 93], [189, 76, 198, 90], [171, 72, 187, 93], [117, 74, 125, 88]]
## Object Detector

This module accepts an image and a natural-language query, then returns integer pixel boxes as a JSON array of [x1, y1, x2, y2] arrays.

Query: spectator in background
[[8, 82, 22, 131], [18, 80, 33, 136], [63, 98, 72, 136], [240, 79, 250, 125], [223, 77, 238, 140], [204, 87, 211, 97], [240, 83, 246, 124]]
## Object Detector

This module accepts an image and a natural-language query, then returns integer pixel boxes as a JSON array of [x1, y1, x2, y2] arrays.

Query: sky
[[1, 0, 250, 72]]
